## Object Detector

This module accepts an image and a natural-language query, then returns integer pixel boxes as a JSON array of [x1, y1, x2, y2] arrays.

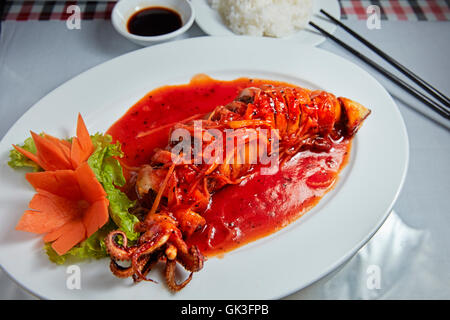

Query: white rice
[[209, 0, 314, 38]]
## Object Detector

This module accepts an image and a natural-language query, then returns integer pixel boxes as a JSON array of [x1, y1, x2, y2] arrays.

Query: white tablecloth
[[0, 19, 449, 299]]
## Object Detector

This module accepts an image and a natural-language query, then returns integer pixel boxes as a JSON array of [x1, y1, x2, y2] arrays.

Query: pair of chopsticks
[[309, 9, 450, 120]]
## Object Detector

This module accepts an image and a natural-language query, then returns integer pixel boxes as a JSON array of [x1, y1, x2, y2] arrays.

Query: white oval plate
[[0, 37, 408, 300], [192, 0, 340, 46]]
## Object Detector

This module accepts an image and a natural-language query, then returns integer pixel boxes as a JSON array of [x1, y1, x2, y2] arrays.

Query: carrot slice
[[44, 219, 86, 255], [76, 114, 94, 154], [76, 162, 106, 203], [12, 144, 41, 166], [70, 114, 94, 168], [43, 134, 72, 161], [70, 137, 83, 169], [46, 134, 71, 148], [26, 170, 82, 200], [16, 189, 81, 234], [82, 199, 109, 238], [31, 131, 73, 171]]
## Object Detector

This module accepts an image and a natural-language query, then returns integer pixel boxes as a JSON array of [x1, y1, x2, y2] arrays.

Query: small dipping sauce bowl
[[112, 0, 195, 46]]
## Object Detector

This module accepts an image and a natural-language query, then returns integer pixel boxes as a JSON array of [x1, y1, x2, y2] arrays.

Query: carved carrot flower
[[16, 162, 109, 255], [12, 114, 94, 171], [12, 114, 109, 255], [9, 114, 138, 261]]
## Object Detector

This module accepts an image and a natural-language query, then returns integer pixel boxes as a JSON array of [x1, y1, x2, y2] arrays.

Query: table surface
[[0, 18, 449, 300]]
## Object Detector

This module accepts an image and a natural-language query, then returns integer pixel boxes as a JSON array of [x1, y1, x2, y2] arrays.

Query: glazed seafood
[[105, 83, 371, 290]]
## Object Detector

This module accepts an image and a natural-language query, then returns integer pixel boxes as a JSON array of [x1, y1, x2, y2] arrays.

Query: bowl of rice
[[209, 0, 313, 38], [192, 0, 340, 46]]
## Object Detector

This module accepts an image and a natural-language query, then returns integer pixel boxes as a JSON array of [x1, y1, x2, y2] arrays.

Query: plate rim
[[0, 36, 409, 299]]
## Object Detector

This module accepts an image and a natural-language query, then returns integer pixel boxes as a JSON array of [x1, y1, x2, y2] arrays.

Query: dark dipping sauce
[[127, 7, 182, 37], [107, 74, 352, 257]]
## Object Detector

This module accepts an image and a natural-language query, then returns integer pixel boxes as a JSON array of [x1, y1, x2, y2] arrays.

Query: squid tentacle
[[177, 245, 204, 273], [109, 260, 135, 279], [105, 230, 135, 261], [132, 250, 164, 283], [165, 259, 193, 292], [131, 234, 170, 281]]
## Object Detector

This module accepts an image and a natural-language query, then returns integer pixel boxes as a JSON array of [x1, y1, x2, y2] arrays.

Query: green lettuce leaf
[[8, 137, 41, 171], [88, 134, 139, 241]]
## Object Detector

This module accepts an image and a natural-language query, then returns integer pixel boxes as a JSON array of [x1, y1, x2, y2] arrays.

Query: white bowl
[[111, 0, 195, 46]]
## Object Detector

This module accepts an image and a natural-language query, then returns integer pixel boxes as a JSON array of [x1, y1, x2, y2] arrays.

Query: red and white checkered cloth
[[340, 0, 450, 21], [1, 1, 116, 21], [1, 0, 449, 21]]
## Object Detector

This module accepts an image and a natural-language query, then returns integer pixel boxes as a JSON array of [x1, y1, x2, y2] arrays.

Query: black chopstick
[[309, 22, 450, 120], [320, 9, 450, 109]]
